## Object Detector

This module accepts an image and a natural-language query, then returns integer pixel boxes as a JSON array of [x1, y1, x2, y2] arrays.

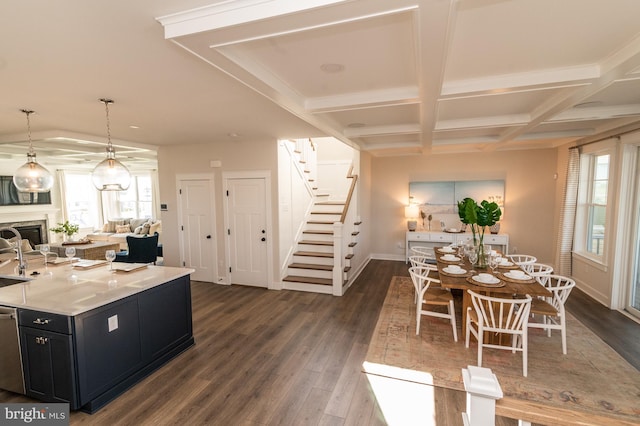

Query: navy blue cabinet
[[19, 275, 194, 413]]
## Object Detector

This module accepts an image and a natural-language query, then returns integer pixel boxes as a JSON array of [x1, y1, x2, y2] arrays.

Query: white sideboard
[[405, 231, 509, 261]]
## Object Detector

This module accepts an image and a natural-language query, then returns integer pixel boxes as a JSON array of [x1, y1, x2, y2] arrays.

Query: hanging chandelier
[[13, 109, 54, 193], [91, 98, 131, 191]]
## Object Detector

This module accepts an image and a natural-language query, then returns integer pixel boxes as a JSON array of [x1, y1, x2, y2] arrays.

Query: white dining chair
[[508, 254, 537, 268], [527, 275, 576, 354], [409, 266, 458, 342], [524, 263, 553, 286], [408, 256, 440, 299], [410, 246, 436, 261], [465, 290, 532, 377]]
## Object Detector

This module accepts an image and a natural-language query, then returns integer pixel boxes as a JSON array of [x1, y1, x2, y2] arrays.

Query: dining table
[[434, 246, 552, 340]]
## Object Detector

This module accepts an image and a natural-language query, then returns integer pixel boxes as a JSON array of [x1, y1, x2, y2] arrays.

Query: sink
[[0, 276, 31, 288]]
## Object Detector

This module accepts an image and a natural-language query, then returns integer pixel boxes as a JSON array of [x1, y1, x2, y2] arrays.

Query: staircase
[[281, 139, 360, 295]]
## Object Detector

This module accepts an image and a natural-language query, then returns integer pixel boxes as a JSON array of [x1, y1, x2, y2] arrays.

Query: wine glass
[[65, 246, 76, 266], [490, 254, 499, 274], [105, 249, 116, 272], [40, 244, 50, 268], [468, 249, 478, 266]]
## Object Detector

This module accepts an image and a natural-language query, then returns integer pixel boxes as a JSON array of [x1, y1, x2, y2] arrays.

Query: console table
[[406, 231, 509, 262]]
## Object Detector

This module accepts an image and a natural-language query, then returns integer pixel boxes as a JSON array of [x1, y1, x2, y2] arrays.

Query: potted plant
[[457, 197, 502, 268], [50, 220, 80, 242]]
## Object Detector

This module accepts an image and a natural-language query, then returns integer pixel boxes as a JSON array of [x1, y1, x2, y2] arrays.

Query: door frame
[[222, 170, 276, 290], [176, 173, 218, 282]]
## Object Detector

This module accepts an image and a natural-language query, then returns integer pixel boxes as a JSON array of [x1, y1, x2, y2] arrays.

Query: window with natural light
[[576, 150, 611, 261], [63, 172, 101, 229]]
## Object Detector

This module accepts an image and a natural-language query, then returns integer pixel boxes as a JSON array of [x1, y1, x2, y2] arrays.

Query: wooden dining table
[[434, 246, 552, 339]]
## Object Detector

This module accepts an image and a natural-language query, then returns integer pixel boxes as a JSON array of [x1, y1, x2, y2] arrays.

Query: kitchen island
[[0, 257, 194, 413]]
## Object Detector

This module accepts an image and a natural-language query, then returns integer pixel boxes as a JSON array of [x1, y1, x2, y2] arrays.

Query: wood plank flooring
[[0, 260, 637, 425]]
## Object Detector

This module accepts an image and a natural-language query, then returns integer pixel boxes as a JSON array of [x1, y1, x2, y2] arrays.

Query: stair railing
[[332, 165, 358, 295]]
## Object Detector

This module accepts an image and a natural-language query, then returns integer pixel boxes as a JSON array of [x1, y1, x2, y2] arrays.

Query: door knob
[[261, 237, 266, 242], [206, 235, 212, 239]]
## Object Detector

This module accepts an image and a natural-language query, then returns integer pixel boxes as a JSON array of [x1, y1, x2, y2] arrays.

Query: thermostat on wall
[[160, 203, 168, 211]]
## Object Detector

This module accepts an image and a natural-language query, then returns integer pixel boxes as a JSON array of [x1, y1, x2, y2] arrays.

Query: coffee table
[[49, 241, 121, 260]]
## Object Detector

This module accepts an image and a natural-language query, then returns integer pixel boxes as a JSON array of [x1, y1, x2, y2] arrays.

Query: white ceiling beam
[[344, 124, 420, 138], [548, 104, 640, 122], [441, 65, 599, 98], [435, 114, 530, 131], [157, 0, 349, 39]]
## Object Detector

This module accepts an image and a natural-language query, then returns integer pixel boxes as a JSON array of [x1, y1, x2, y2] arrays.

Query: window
[[63, 172, 101, 229], [102, 173, 155, 219], [576, 148, 612, 262]]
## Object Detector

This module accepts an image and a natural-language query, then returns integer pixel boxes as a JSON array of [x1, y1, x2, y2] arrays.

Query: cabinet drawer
[[408, 232, 430, 241], [430, 233, 455, 243], [484, 235, 508, 245], [19, 310, 72, 334]]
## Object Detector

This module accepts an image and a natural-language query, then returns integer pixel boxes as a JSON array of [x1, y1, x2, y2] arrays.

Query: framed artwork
[[409, 180, 504, 216]]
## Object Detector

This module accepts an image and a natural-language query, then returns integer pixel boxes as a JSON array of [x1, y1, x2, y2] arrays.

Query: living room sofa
[[87, 218, 162, 250]]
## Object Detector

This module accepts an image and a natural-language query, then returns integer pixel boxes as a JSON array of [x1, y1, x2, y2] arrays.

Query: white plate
[[438, 247, 455, 253], [444, 267, 466, 274], [499, 261, 514, 267], [73, 259, 107, 269], [472, 275, 500, 284], [440, 255, 460, 261], [111, 262, 149, 272], [504, 272, 531, 280]]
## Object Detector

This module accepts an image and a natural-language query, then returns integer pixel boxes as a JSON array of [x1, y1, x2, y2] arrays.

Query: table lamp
[[405, 205, 419, 231]]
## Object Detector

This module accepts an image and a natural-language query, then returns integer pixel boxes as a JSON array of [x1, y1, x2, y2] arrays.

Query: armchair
[[115, 233, 159, 264]]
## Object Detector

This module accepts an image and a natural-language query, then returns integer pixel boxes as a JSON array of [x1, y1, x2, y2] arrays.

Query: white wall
[[157, 139, 279, 284]]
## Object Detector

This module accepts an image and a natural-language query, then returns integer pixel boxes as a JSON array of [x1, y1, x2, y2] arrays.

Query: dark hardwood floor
[[0, 260, 637, 425]]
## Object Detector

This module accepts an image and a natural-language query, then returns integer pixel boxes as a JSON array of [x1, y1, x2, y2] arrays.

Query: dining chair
[[508, 254, 537, 268], [410, 246, 436, 262], [527, 275, 576, 354], [408, 255, 440, 296], [524, 263, 554, 286], [409, 266, 458, 342], [465, 290, 532, 376]]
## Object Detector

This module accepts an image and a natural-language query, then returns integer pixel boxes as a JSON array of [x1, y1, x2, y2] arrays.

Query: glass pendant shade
[[92, 148, 131, 191], [92, 98, 131, 191], [13, 109, 54, 193], [13, 153, 55, 193]]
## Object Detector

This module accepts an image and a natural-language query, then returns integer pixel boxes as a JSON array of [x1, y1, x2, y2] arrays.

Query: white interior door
[[178, 178, 216, 282], [226, 177, 268, 287]]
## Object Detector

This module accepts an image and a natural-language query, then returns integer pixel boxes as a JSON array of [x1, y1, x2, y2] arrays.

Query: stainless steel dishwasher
[[0, 306, 25, 394]]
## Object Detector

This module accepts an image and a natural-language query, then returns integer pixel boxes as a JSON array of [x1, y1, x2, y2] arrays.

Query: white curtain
[[555, 147, 580, 276], [57, 170, 69, 221]]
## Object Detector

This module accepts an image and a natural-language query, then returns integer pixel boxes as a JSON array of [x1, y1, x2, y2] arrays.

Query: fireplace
[[0, 220, 48, 247]]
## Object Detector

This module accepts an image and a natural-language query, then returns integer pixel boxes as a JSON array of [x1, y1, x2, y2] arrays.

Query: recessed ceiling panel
[[326, 104, 419, 129], [235, 11, 417, 98]]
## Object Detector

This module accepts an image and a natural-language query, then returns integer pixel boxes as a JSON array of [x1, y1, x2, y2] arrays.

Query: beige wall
[[370, 149, 559, 264], [157, 139, 279, 283]]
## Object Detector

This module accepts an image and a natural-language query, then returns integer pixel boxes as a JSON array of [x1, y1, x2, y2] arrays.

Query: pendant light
[[91, 98, 131, 191], [13, 109, 54, 193]]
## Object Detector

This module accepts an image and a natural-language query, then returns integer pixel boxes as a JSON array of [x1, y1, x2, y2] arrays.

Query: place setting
[[466, 272, 505, 287], [439, 263, 472, 277], [496, 269, 536, 284], [439, 253, 462, 263]]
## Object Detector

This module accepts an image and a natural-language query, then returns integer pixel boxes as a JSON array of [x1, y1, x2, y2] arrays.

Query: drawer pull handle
[[33, 318, 51, 325], [35, 336, 48, 345]]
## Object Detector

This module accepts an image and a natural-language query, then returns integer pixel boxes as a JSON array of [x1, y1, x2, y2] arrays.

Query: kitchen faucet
[[0, 227, 26, 277]]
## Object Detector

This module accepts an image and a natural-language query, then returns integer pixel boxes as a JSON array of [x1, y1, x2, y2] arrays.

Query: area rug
[[365, 276, 640, 424]]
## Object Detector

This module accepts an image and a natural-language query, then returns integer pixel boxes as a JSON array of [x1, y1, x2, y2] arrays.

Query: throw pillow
[[134, 226, 143, 235], [116, 224, 131, 234], [102, 223, 109, 232], [106, 219, 128, 233], [19, 239, 33, 252], [149, 221, 161, 235], [141, 222, 151, 235]]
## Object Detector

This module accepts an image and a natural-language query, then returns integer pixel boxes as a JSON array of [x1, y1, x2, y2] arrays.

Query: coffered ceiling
[[2, 0, 640, 165]]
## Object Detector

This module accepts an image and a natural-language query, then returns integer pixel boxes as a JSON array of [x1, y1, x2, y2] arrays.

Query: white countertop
[[0, 257, 194, 316]]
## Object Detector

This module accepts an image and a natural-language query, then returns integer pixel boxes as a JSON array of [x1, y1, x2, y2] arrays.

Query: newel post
[[462, 366, 503, 426]]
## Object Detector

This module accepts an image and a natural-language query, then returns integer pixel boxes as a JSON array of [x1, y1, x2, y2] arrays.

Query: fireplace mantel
[[0, 205, 60, 242]]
